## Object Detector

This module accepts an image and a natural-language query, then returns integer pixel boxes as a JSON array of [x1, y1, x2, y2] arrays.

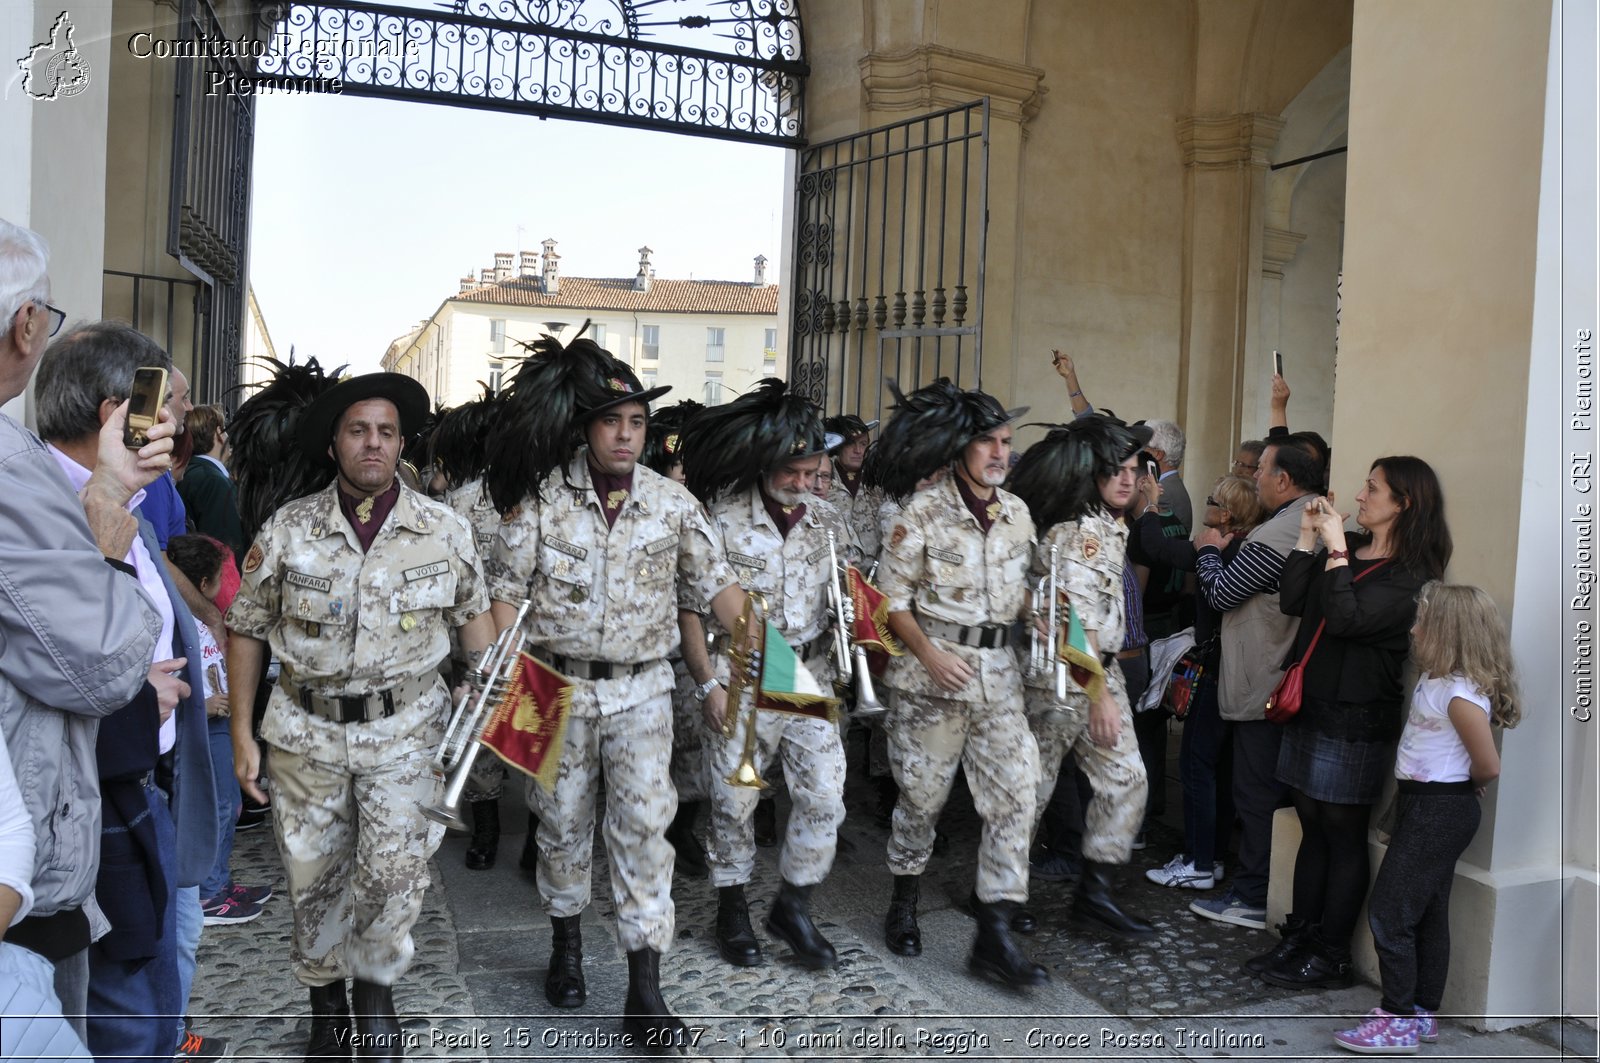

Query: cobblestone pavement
[[194, 768, 1591, 1062]]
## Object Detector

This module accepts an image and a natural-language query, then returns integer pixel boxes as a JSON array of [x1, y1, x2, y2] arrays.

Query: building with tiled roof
[[382, 241, 781, 408]]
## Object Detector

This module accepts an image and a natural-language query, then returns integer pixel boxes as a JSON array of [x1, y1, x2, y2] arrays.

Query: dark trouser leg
[[1229, 721, 1287, 907], [1178, 676, 1230, 868]]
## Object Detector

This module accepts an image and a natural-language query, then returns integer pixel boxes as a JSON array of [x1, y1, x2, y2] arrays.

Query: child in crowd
[[1334, 581, 1521, 1055], [166, 534, 273, 926]]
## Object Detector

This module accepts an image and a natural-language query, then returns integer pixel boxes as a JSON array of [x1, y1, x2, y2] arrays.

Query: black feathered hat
[[228, 355, 347, 543], [1007, 414, 1151, 530], [641, 398, 704, 477], [430, 387, 500, 490], [297, 372, 430, 462], [823, 414, 879, 453], [484, 334, 672, 511], [682, 378, 827, 503], [866, 378, 1028, 500]]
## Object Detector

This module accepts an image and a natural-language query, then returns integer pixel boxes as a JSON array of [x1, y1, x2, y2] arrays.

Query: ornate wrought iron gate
[[789, 100, 989, 421]]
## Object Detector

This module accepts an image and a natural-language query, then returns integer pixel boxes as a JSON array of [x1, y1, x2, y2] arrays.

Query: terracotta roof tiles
[[453, 276, 778, 315]]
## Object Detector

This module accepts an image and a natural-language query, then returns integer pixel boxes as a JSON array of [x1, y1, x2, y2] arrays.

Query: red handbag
[[1265, 557, 1391, 724]]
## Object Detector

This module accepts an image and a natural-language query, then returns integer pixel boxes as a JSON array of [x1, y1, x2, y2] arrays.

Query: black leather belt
[[919, 617, 1014, 649], [540, 652, 654, 681], [281, 674, 433, 725]]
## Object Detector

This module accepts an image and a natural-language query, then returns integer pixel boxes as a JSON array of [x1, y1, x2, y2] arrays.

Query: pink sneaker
[[1413, 1007, 1438, 1043], [1334, 1008, 1419, 1055]]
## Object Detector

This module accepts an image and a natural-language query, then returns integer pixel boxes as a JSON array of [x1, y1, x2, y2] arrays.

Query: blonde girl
[[1334, 581, 1520, 1055]]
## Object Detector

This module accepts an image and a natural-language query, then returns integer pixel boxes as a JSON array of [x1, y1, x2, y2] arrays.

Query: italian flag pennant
[[479, 652, 574, 794], [757, 621, 841, 723], [1059, 598, 1106, 702]]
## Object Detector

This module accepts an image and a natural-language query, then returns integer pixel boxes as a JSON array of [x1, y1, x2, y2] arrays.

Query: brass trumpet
[[722, 593, 768, 790], [826, 529, 885, 721], [421, 598, 533, 830]]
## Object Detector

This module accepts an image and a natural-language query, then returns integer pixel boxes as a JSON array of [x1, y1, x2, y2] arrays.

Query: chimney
[[480, 268, 495, 286], [459, 274, 476, 294], [494, 251, 513, 282], [753, 254, 768, 286], [541, 237, 560, 295], [520, 250, 538, 278], [634, 246, 653, 293]]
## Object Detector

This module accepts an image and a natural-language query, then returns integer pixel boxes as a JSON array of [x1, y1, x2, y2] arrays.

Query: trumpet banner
[[1059, 597, 1106, 702], [479, 652, 574, 793], [757, 621, 841, 723], [846, 566, 903, 657]]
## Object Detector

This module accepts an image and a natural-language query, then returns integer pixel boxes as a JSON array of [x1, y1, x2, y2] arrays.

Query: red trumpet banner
[[478, 652, 574, 793]]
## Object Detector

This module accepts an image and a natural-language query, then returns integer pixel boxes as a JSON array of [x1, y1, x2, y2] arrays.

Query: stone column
[[1174, 113, 1283, 500]]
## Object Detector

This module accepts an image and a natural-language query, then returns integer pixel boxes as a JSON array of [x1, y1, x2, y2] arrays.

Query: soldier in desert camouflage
[[677, 381, 858, 971], [870, 378, 1048, 990], [1008, 416, 1157, 942], [227, 373, 494, 1062], [483, 337, 748, 1055], [824, 413, 884, 560]]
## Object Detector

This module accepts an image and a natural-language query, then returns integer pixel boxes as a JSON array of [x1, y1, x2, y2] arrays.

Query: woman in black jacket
[[1255, 456, 1452, 990]]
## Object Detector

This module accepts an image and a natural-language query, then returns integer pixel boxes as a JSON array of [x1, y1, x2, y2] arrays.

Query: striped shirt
[[1193, 500, 1301, 612]]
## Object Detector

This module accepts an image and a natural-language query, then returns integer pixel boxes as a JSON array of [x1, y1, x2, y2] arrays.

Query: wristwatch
[[692, 677, 722, 702]]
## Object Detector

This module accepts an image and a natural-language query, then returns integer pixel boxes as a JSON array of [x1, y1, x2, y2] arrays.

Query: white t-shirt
[[197, 621, 228, 702], [1394, 673, 1490, 783]]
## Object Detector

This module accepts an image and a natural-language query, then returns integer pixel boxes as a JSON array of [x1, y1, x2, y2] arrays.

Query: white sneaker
[[1145, 854, 1215, 890]]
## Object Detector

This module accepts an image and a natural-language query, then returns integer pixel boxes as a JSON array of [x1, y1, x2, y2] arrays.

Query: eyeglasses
[[1205, 496, 1220, 507], [1231, 460, 1259, 473], [39, 302, 65, 337]]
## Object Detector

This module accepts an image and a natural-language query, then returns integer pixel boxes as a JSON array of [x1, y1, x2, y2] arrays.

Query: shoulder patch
[[502, 505, 521, 524], [890, 524, 908, 549], [242, 543, 264, 574], [1082, 536, 1101, 560]]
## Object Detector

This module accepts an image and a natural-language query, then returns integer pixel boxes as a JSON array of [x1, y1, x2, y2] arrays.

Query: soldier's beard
[[765, 484, 809, 507]]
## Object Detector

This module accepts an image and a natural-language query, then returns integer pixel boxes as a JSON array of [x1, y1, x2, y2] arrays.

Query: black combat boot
[[304, 980, 352, 1062], [464, 799, 499, 870], [765, 880, 837, 968], [958, 889, 1038, 935], [883, 874, 922, 957], [350, 980, 402, 1061], [968, 899, 1049, 988], [715, 884, 762, 966], [872, 775, 899, 829], [622, 948, 689, 1056], [1070, 860, 1157, 941], [1259, 925, 1354, 990], [1244, 913, 1310, 975], [664, 801, 709, 878], [545, 915, 587, 1007]]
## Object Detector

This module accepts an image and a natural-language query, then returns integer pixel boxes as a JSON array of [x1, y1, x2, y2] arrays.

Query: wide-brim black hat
[[867, 378, 1029, 499], [298, 372, 430, 461], [824, 414, 880, 445], [584, 375, 672, 419], [682, 378, 828, 502]]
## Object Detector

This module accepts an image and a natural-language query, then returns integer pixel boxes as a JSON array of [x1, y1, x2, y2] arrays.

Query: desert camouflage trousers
[[526, 690, 676, 953], [1024, 665, 1148, 864], [268, 743, 445, 986], [707, 709, 846, 888], [886, 690, 1039, 904], [669, 658, 708, 803]]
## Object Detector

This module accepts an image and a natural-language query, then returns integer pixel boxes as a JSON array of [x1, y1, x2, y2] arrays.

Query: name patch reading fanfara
[[403, 561, 450, 582], [728, 551, 767, 570], [645, 535, 676, 556], [806, 546, 829, 564], [547, 537, 588, 560], [928, 547, 964, 565], [285, 571, 332, 593]]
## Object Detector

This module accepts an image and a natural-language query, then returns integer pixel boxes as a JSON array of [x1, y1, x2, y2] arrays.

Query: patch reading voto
[[285, 571, 332, 593], [403, 561, 449, 582]]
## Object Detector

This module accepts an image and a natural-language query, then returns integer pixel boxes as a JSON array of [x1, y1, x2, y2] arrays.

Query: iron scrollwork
[[255, 0, 805, 145]]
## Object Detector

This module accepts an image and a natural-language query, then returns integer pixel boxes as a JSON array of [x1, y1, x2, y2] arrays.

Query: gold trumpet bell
[[725, 758, 768, 790]]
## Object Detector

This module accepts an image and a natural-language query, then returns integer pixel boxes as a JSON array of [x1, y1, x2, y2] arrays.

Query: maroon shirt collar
[[838, 467, 862, 497], [590, 464, 634, 530], [954, 470, 1001, 534], [337, 480, 400, 553]]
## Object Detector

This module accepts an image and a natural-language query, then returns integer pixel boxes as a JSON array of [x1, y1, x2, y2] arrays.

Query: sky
[[249, 92, 788, 374]]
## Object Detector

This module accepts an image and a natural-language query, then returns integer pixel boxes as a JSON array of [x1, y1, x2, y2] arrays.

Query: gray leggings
[[1367, 789, 1481, 1013]]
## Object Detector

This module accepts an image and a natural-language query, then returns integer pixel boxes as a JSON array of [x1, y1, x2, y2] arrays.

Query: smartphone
[[1145, 459, 1158, 482], [123, 366, 168, 449], [1273, 350, 1284, 377]]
